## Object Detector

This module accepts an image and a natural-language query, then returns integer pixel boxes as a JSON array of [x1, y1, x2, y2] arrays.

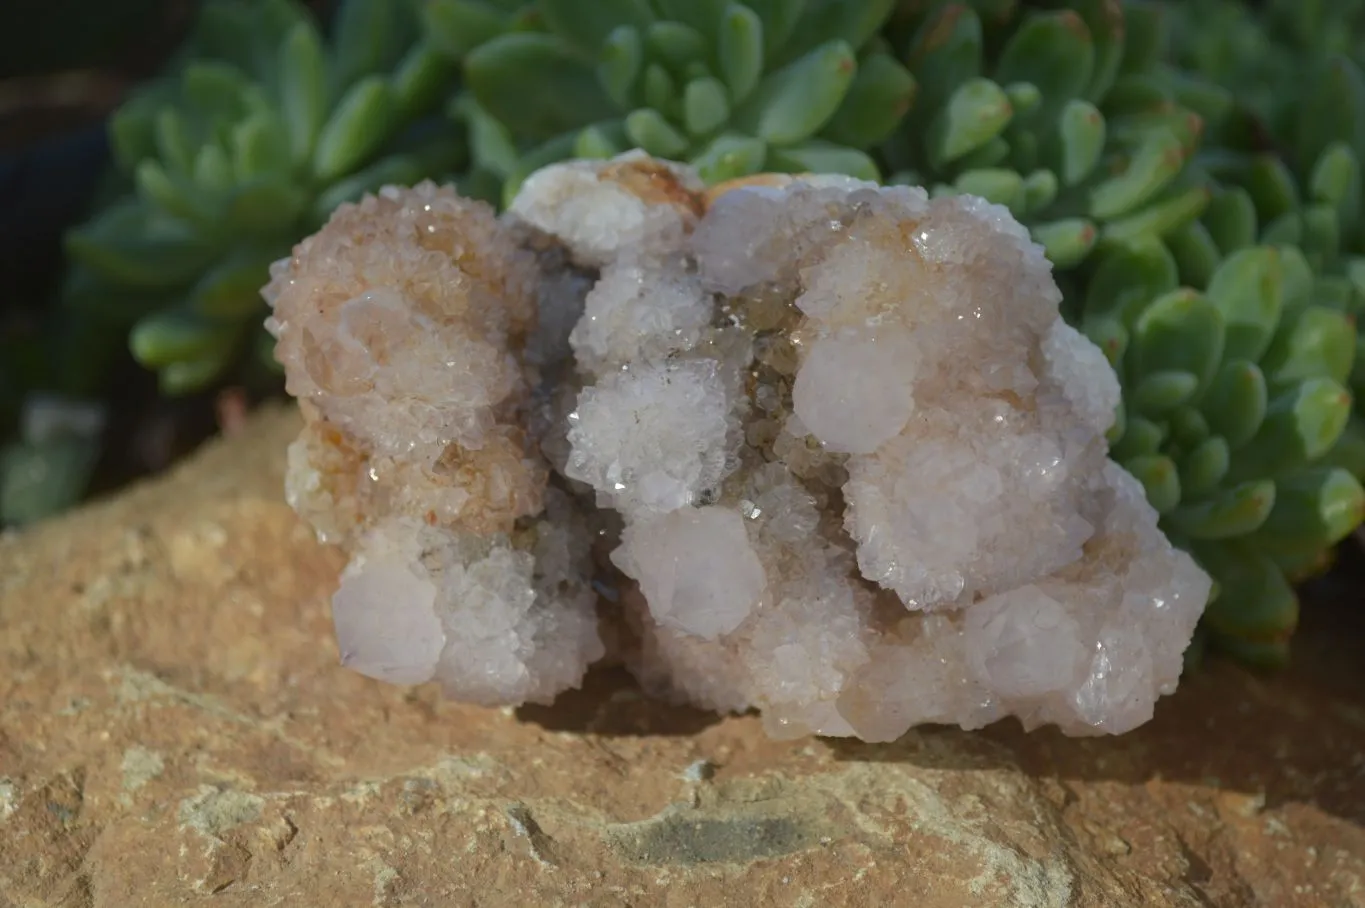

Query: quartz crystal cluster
[[262, 183, 603, 705], [266, 151, 1212, 740]]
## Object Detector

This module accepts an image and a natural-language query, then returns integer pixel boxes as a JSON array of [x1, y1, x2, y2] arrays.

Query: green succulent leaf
[[539, 0, 655, 56], [181, 62, 252, 121], [1170, 406, 1211, 448], [1226, 377, 1353, 482], [574, 122, 627, 158], [312, 75, 398, 184], [624, 108, 691, 157], [926, 77, 1012, 168], [452, 95, 520, 178], [598, 26, 644, 109], [651, 0, 729, 41], [1205, 246, 1285, 363], [742, 0, 806, 56], [225, 179, 308, 235], [1123, 454, 1181, 513], [646, 21, 708, 69], [1201, 360, 1269, 450], [773, 0, 894, 68], [1046, 99, 1105, 187], [1179, 436, 1231, 499], [134, 160, 214, 228], [1202, 187, 1258, 254], [1089, 127, 1186, 220], [1206, 635, 1291, 669], [1309, 141, 1362, 223], [1101, 186, 1211, 245], [1083, 237, 1179, 324], [110, 80, 176, 171], [993, 10, 1094, 122], [1032, 218, 1098, 270], [1295, 55, 1365, 185], [1117, 0, 1164, 75], [733, 39, 857, 146], [767, 141, 878, 180], [1320, 414, 1365, 479], [822, 52, 915, 148], [1245, 154, 1300, 224], [904, 4, 983, 114], [1195, 541, 1299, 644], [1069, 0, 1125, 100], [1003, 82, 1041, 120], [231, 111, 293, 182], [1111, 415, 1165, 461], [1168, 480, 1276, 539], [312, 154, 431, 226], [1278, 245, 1317, 315], [716, 4, 765, 105], [277, 19, 328, 165], [949, 168, 1022, 209], [189, 246, 283, 319], [329, 0, 409, 93], [683, 77, 733, 137], [690, 133, 768, 183], [1020, 169, 1057, 214], [390, 42, 458, 119], [1128, 288, 1225, 393], [0, 438, 103, 528], [1132, 370, 1200, 414], [466, 32, 616, 140], [157, 345, 241, 396], [1261, 306, 1357, 390], [642, 63, 680, 116], [422, 0, 512, 60], [153, 108, 198, 176], [64, 199, 216, 290], [1255, 467, 1365, 547], [193, 143, 235, 197], [129, 308, 238, 370], [1103, 71, 1168, 115], [1082, 316, 1128, 370], [1166, 221, 1221, 289]]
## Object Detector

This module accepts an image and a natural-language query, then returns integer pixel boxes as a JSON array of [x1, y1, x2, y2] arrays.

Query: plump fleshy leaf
[[732, 39, 857, 145], [718, 4, 765, 104], [312, 75, 398, 183], [925, 77, 1012, 167], [466, 33, 616, 140], [539, 0, 655, 56], [822, 52, 915, 147]]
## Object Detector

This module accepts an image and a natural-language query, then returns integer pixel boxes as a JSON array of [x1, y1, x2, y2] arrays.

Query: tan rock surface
[[1, 403, 1364, 907]]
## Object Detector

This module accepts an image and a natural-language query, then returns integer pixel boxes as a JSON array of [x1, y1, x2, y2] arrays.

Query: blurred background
[[0, 1, 340, 525]]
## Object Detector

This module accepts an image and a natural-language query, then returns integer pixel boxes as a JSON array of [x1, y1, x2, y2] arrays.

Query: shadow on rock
[[826, 553, 1365, 830], [515, 665, 725, 738]]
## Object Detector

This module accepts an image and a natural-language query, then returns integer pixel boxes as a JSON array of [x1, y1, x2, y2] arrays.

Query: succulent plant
[[1082, 239, 1364, 668], [877, 1, 1210, 274], [1163, 0, 1365, 473], [422, 0, 913, 203], [62, 0, 463, 396]]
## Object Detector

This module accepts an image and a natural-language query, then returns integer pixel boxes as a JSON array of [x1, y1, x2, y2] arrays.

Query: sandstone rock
[[0, 404, 1362, 907]]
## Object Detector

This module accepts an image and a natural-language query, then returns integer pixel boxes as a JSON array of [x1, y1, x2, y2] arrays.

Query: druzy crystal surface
[[266, 152, 1211, 740]]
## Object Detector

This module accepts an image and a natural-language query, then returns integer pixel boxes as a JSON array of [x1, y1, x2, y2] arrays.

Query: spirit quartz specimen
[[264, 151, 1211, 742]]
